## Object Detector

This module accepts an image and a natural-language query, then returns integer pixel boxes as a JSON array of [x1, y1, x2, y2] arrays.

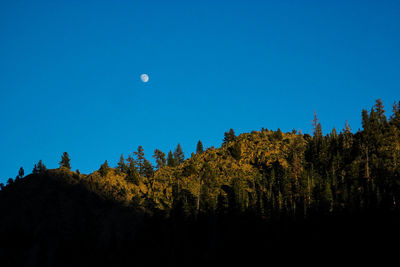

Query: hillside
[[1, 99, 400, 266]]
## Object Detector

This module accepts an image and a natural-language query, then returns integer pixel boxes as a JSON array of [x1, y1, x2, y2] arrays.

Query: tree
[[167, 151, 176, 167], [196, 140, 204, 154], [126, 155, 140, 184], [223, 129, 236, 144], [312, 111, 323, 139], [134, 146, 145, 175], [143, 159, 154, 178], [390, 100, 400, 129], [117, 154, 128, 173], [18, 167, 24, 179], [32, 164, 39, 175], [374, 98, 387, 125], [153, 149, 166, 169], [230, 142, 242, 160], [37, 160, 46, 173], [6, 178, 13, 186], [59, 152, 71, 169], [273, 128, 283, 140], [174, 144, 185, 165], [99, 160, 110, 177]]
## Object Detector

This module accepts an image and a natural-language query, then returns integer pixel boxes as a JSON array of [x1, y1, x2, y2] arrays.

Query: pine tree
[[374, 98, 387, 125], [312, 111, 323, 139], [223, 129, 236, 144], [196, 140, 204, 154], [18, 167, 24, 179], [390, 100, 400, 129], [99, 160, 110, 177], [153, 149, 166, 169], [126, 155, 139, 184], [143, 159, 154, 178], [362, 109, 369, 131], [167, 151, 176, 167], [32, 164, 39, 175], [117, 154, 128, 173], [59, 152, 71, 169], [134, 146, 145, 175], [174, 144, 185, 165], [37, 160, 46, 173]]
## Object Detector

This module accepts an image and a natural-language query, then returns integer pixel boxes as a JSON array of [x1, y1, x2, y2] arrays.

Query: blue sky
[[1, 0, 399, 182]]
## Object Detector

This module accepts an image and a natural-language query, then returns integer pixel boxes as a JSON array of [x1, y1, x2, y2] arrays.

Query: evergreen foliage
[[142, 159, 154, 178], [99, 160, 110, 177], [223, 128, 236, 144], [37, 160, 46, 173], [59, 152, 71, 169], [196, 140, 204, 154], [153, 149, 166, 169], [167, 151, 176, 167], [18, 167, 24, 179], [117, 154, 128, 173], [134, 146, 145, 175], [1, 99, 400, 266], [173, 144, 185, 165]]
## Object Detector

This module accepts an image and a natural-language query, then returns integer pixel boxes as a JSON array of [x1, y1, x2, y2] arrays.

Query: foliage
[[1, 99, 400, 265], [196, 140, 204, 154], [59, 152, 71, 169]]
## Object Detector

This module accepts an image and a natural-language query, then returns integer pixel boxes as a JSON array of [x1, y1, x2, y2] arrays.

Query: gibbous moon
[[140, 74, 149, 83]]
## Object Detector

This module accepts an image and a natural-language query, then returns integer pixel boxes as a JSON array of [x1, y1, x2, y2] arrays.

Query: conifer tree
[[167, 151, 176, 167], [59, 152, 71, 169], [18, 167, 24, 179], [32, 164, 39, 175], [126, 155, 139, 184], [362, 109, 369, 131], [143, 159, 154, 178], [99, 160, 110, 177], [37, 160, 46, 173], [196, 140, 204, 154], [174, 144, 185, 165], [153, 149, 166, 169], [374, 98, 387, 125], [223, 129, 236, 144], [117, 154, 128, 173], [390, 101, 400, 129], [312, 111, 323, 139], [134, 146, 145, 175]]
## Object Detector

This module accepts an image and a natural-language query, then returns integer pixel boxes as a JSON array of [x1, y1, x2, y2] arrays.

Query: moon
[[140, 74, 149, 83]]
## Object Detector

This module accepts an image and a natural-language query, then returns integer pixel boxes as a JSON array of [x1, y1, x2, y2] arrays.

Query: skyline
[[1, 0, 399, 182]]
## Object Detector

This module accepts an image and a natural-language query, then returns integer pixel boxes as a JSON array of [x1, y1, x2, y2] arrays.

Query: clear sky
[[1, 0, 399, 182]]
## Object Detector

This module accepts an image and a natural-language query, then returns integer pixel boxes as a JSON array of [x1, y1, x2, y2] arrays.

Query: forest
[[1, 99, 400, 266]]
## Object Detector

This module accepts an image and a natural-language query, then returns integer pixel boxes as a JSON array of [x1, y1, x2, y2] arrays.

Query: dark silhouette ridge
[[1, 99, 400, 266]]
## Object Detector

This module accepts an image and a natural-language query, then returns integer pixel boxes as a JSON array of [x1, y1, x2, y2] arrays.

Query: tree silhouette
[[134, 146, 145, 175], [37, 160, 46, 173], [153, 149, 166, 169], [59, 152, 71, 169], [223, 129, 236, 144], [196, 140, 204, 154], [143, 159, 154, 178], [99, 160, 110, 177], [18, 167, 24, 179], [167, 151, 176, 167], [117, 154, 128, 173], [174, 144, 185, 165]]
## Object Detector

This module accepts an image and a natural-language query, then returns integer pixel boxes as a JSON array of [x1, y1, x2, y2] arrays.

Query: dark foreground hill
[[1, 99, 400, 266]]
